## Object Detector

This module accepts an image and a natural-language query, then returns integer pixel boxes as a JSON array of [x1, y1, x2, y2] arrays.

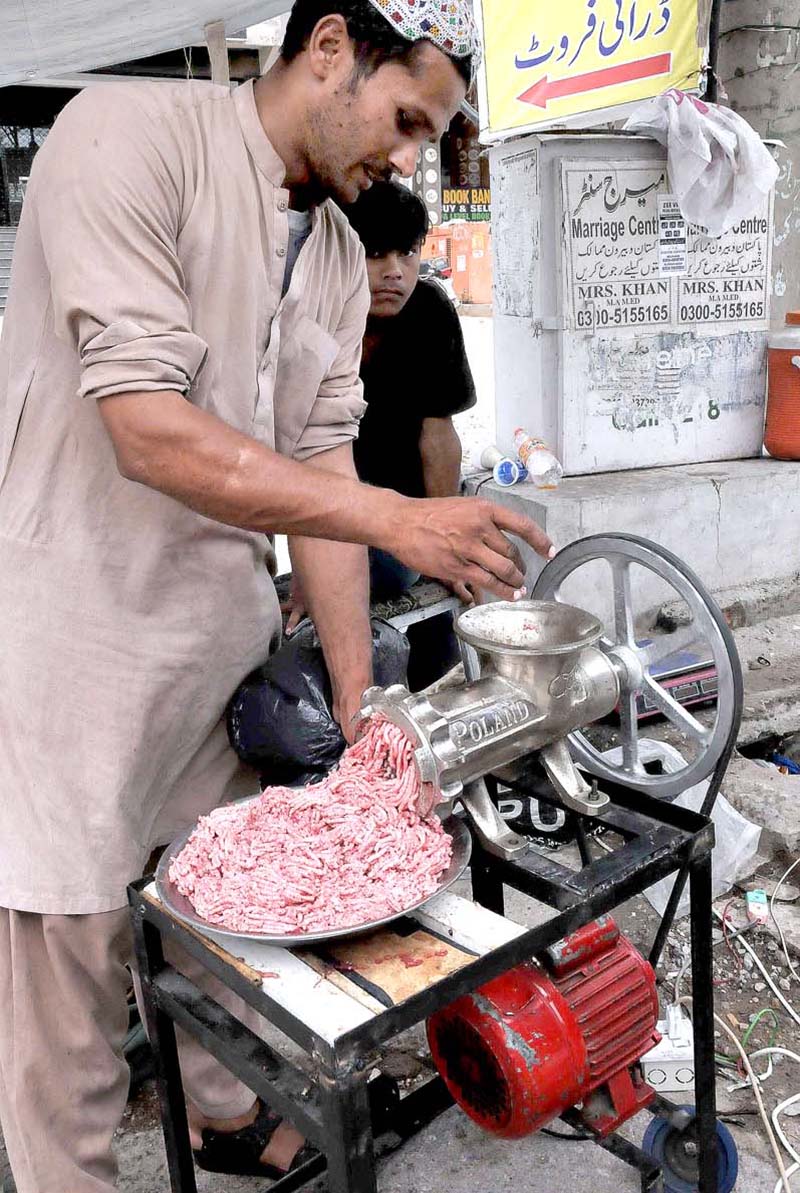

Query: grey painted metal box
[[489, 134, 773, 475]]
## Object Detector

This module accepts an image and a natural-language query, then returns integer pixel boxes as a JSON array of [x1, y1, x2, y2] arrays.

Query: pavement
[[0, 1100, 788, 1193], [4, 865, 797, 1192], [106, 1105, 785, 1193]]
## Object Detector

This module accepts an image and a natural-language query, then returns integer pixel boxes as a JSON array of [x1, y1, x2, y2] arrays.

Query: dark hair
[[281, 0, 472, 86], [342, 181, 430, 257]]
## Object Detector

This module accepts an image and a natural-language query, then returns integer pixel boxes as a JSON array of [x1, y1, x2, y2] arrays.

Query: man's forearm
[[100, 389, 406, 547], [98, 388, 555, 601], [288, 448, 373, 737]]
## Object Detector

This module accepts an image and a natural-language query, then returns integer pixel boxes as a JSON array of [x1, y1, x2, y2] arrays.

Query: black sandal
[[193, 1098, 318, 1179]]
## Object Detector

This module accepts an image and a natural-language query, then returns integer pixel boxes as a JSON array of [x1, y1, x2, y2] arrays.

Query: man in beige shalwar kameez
[[0, 1, 552, 1189]]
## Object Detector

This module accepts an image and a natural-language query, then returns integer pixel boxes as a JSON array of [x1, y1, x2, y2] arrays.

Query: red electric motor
[[427, 916, 660, 1139]]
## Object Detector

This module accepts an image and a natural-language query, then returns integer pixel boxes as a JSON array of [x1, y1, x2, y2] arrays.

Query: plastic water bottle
[[480, 445, 529, 487], [513, 429, 564, 490]]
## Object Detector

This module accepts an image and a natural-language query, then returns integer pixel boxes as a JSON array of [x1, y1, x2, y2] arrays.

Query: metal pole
[[130, 901, 198, 1193], [706, 0, 723, 102], [470, 776, 507, 915], [319, 1071, 378, 1193], [574, 818, 594, 869], [689, 855, 719, 1193], [649, 724, 740, 970]]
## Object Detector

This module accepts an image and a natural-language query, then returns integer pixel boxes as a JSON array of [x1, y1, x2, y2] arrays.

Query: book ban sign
[[478, 0, 705, 136]]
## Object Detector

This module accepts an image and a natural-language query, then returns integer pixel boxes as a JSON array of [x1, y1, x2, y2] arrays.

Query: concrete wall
[[454, 314, 496, 468], [720, 1, 800, 321]]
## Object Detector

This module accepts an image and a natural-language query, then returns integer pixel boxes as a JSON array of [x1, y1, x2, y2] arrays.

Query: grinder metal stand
[[130, 535, 743, 1193]]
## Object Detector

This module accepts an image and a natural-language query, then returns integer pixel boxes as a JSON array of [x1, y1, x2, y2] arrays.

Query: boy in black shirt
[[347, 181, 477, 602], [348, 181, 479, 686], [285, 181, 478, 684], [287, 180, 478, 615]]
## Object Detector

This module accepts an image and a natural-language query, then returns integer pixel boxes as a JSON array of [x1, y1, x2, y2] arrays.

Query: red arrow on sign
[[518, 52, 672, 108]]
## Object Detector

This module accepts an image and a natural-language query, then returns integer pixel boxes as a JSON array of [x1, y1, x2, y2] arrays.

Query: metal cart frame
[[129, 763, 720, 1193]]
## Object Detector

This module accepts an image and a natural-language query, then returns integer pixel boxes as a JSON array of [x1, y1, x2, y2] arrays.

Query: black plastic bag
[[227, 618, 409, 785]]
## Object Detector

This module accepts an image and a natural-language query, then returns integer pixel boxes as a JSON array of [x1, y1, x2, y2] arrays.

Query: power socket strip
[[641, 1004, 695, 1093]]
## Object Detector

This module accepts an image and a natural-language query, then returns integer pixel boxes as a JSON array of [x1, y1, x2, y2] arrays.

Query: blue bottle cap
[[493, 458, 522, 486]]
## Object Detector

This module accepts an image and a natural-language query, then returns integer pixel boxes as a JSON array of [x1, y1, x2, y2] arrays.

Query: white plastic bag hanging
[[623, 89, 779, 237], [642, 781, 761, 918], [598, 740, 762, 919]]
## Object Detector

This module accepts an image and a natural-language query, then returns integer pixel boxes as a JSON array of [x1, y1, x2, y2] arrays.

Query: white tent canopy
[[0, 2, 293, 87]]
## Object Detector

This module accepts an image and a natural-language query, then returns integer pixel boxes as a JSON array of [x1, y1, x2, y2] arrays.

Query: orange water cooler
[[765, 312, 800, 459]]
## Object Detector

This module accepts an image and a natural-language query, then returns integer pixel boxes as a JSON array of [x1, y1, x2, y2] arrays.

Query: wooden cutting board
[[301, 926, 476, 1010]]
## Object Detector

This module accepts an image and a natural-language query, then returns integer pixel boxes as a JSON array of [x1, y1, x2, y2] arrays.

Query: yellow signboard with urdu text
[[477, 0, 705, 138]]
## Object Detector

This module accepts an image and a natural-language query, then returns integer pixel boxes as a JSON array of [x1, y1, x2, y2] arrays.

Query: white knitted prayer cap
[[365, 0, 482, 69]]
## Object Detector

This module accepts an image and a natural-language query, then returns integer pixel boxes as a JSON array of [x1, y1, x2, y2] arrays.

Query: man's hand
[[390, 497, 554, 602], [443, 578, 479, 606], [443, 541, 525, 606], [445, 580, 473, 605], [332, 685, 367, 746]]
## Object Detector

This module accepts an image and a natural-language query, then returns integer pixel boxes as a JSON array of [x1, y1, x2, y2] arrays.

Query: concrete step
[[466, 458, 800, 626], [722, 752, 800, 855], [732, 613, 800, 744], [659, 572, 800, 631]]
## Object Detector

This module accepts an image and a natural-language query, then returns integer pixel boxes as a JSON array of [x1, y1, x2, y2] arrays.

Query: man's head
[[279, 0, 476, 204], [344, 181, 429, 318]]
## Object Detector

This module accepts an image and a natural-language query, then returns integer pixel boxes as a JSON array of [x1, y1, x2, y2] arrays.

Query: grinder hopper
[[361, 599, 620, 859]]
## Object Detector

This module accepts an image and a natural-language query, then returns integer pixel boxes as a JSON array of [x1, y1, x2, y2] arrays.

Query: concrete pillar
[[719, 2, 800, 320]]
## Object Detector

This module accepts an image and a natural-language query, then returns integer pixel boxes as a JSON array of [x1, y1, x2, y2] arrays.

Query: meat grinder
[[360, 534, 741, 859]]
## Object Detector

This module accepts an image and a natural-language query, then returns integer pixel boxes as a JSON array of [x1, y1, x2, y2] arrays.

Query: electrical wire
[[770, 858, 800, 985], [742, 1008, 780, 1051], [772, 1094, 800, 1193], [728, 1049, 800, 1190], [717, 1008, 781, 1083], [722, 63, 800, 86], [741, 1009, 780, 1080], [712, 909, 800, 1030], [680, 1000, 793, 1192], [750, 1046, 800, 1068], [745, 1050, 800, 1193], [673, 947, 694, 1005], [778, 1165, 800, 1193], [670, 909, 755, 1005], [471, 474, 496, 498], [714, 1022, 792, 1193], [540, 1126, 593, 1142]]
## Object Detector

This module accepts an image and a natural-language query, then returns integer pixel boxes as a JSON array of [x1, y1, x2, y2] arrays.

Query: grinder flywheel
[[532, 533, 743, 800], [360, 533, 743, 856]]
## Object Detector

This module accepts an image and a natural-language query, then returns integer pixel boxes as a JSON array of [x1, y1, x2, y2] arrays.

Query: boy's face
[[365, 243, 422, 318]]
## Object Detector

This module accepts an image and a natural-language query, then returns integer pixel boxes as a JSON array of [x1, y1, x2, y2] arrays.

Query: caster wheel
[[642, 1106, 738, 1193]]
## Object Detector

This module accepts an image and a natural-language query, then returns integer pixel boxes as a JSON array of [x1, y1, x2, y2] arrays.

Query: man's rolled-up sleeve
[[292, 256, 370, 461], [33, 87, 208, 402]]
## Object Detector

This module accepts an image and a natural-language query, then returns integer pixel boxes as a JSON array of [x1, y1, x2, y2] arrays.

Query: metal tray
[[155, 802, 472, 948]]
